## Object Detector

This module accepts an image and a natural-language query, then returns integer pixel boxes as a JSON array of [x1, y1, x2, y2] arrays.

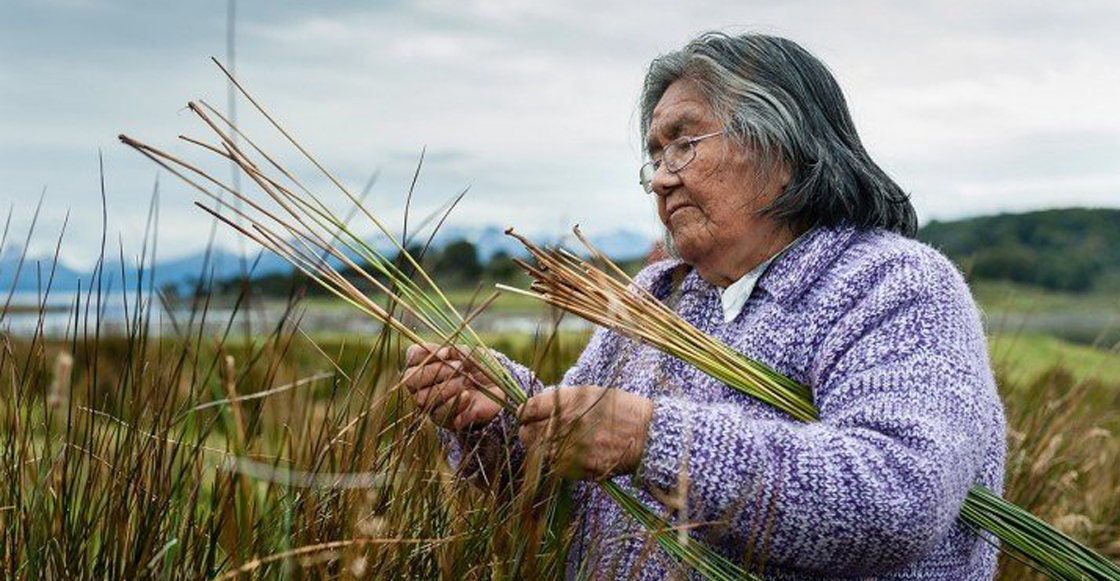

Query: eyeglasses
[[638, 130, 725, 194]]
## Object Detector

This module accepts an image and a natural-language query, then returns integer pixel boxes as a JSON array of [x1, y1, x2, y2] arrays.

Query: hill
[[8, 208, 1119, 295], [918, 207, 1120, 292], [2, 227, 654, 294]]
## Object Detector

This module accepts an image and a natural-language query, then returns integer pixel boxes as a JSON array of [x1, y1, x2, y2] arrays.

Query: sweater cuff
[[440, 405, 522, 484], [638, 397, 696, 492], [487, 349, 542, 398]]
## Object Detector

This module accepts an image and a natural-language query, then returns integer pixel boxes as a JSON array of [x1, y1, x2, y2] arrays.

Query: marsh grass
[[1, 272, 1118, 579], [507, 228, 1120, 581], [0, 157, 576, 579], [0, 282, 578, 580], [2, 58, 1116, 581], [998, 368, 1120, 580], [112, 58, 767, 580]]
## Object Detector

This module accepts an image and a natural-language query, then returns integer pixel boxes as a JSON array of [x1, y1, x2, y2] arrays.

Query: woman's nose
[[650, 165, 681, 197]]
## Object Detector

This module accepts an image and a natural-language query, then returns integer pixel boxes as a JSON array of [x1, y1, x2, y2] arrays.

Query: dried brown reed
[[505, 226, 1120, 581]]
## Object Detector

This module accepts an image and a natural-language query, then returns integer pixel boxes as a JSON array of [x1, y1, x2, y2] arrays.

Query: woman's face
[[646, 79, 791, 285]]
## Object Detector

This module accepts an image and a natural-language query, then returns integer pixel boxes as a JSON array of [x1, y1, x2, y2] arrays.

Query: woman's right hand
[[403, 342, 506, 430]]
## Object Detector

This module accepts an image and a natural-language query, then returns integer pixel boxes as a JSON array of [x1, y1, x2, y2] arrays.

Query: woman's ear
[[757, 161, 792, 207], [776, 161, 793, 191]]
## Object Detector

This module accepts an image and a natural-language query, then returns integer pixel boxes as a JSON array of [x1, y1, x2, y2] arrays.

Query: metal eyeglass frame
[[638, 130, 725, 194]]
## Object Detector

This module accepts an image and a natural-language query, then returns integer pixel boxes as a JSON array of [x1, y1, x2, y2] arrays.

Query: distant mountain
[[472, 226, 526, 261], [2, 227, 656, 293], [0, 247, 83, 293], [1, 246, 294, 294], [586, 229, 655, 260], [918, 207, 1120, 292], [414, 225, 654, 261], [13, 208, 1116, 296], [129, 248, 293, 290]]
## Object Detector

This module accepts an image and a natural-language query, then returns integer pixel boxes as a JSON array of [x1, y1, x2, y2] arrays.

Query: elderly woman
[[404, 32, 1005, 580]]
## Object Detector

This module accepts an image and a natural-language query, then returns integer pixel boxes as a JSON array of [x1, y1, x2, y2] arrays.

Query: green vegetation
[[972, 280, 1120, 314], [121, 73, 749, 579], [11, 221, 1106, 580], [9, 58, 1113, 580], [2, 308, 1118, 580], [2, 210, 1118, 581], [919, 208, 1120, 292], [969, 278, 1120, 350], [215, 238, 650, 302], [230, 206, 1120, 299], [990, 333, 1120, 388], [511, 236, 1120, 581]]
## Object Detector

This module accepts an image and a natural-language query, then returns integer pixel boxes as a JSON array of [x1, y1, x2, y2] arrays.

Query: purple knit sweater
[[447, 225, 1006, 580]]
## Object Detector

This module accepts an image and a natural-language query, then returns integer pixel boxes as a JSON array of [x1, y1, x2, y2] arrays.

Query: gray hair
[[640, 32, 917, 237]]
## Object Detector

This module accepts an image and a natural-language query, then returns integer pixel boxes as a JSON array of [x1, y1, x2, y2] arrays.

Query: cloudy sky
[[2, 0, 1118, 269]]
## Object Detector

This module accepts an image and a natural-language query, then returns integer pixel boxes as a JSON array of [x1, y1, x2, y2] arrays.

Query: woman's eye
[[665, 142, 688, 161]]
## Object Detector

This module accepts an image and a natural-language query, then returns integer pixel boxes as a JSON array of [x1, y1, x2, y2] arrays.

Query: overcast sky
[[2, 0, 1118, 269]]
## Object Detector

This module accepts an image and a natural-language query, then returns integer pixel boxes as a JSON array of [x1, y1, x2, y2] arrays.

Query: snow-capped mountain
[[2, 227, 656, 292]]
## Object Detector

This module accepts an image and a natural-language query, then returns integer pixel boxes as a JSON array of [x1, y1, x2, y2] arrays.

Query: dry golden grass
[[2, 314, 1117, 580]]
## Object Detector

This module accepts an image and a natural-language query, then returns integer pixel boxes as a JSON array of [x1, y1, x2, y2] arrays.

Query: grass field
[[1, 280, 1118, 580], [990, 332, 1120, 387]]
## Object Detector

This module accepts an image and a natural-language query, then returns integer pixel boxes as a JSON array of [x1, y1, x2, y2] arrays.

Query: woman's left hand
[[518, 386, 654, 481]]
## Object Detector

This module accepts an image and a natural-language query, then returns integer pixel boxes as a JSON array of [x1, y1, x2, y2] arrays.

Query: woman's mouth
[[666, 203, 696, 221]]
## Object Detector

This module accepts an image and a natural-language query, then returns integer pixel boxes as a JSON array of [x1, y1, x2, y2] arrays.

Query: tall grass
[[505, 227, 1120, 581], [2, 60, 1115, 580], [0, 279, 1117, 579], [0, 282, 574, 579], [998, 369, 1120, 580]]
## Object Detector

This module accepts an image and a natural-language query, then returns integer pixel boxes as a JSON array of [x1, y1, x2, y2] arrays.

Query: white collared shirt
[[717, 230, 811, 323]]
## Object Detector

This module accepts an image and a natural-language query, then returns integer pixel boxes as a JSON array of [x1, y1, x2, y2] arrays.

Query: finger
[[432, 376, 472, 409], [410, 343, 484, 376], [431, 391, 470, 427], [439, 345, 482, 371], [468, 366, 492, 386], [405, 342, 443, 366], [402, 359, 464, 392], [518, 393, 556, 424], [518, 421, 543, 446], [424, 344, 462, 361], [452, 395, 488, 430], [414, 375, 470, 409]]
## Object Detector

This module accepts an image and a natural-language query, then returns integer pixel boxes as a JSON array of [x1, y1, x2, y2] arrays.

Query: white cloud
[[2, 0, 1118, 269]]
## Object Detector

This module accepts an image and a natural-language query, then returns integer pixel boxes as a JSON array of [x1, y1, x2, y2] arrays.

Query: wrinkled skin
[[403, 343, 505, 430], [403, 78, 803, 480], [517, 386, 653, 480], [647, 79, 801, 286], [401, 344, 651, 479]]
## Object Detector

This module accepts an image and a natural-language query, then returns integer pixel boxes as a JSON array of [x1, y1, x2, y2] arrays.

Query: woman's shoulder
[[843, 228, 966, 288], [631, 257, 689, 296], [807, 227, 975, 316], [846, 227, 954, 273]]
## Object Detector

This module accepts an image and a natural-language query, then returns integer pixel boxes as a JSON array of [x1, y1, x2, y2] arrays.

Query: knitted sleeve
[[441, 329, 619, 484], [637, 252, 994, 575], [439, 349, 541, 486], [440, 261, 670, 483]]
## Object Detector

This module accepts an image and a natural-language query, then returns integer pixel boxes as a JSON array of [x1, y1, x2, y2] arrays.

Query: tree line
[[209, 207, 1119, 298], [917, 207, 1120, 292]]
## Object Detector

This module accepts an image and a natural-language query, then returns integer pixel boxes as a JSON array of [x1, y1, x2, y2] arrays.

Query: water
[[1, 290, 591, 338], [7, 289, 1115, 352], [2, 290, 245, 337]]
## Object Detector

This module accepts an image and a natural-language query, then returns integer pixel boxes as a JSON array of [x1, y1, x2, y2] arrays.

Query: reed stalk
[[119, 63, 759, 581], [505, 226, 1120, 581]]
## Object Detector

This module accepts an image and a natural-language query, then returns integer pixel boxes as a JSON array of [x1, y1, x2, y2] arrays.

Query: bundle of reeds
[[119, 61, 760, 581], [503, 226, 1120, 581]]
